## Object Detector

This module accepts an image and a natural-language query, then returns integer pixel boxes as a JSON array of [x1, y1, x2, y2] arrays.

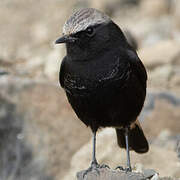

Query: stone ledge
[[77, 168, 160, 180]]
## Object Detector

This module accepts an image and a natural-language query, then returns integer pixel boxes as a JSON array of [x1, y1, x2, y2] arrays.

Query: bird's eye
[[86, 27, 95, 37]]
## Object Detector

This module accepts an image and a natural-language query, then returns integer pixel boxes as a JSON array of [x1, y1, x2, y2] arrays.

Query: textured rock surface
[[138, 40, 180, 69], [77, 168, 157, 180], [76, 168, 178, 180], [140, 0, 172, 17], [0, 75, 91, 179]]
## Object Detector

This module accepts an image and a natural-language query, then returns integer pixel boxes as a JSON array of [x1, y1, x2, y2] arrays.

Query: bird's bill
[[55, 35, 77, 44]]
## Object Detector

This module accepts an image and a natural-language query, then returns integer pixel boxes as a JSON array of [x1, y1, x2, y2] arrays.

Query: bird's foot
[[125, 166, 132, 172], [82, 161, 100, 178], [115, 166, 124, 171], [82, 161, 110, 178], [115, 166, 132, 172], [100, 164, 110, 169]]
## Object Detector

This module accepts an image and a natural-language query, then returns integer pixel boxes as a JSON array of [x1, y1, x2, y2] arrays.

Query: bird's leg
[[125, 126, 132, 172], [83, 131, 100, 177], [91, 131, 110, 169], [91, 130, 99, 168]]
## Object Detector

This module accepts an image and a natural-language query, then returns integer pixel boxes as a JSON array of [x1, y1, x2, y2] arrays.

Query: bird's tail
[[116, 119, 149, 153]]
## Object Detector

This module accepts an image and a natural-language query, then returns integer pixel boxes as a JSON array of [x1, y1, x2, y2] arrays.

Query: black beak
[[55, 35, 77, 44]]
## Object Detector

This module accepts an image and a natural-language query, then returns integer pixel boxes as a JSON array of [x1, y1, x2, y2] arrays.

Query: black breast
[[62, 51, 146, 131]]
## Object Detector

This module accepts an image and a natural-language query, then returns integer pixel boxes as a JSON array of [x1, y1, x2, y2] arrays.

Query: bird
[[55, 8, 149, 172]]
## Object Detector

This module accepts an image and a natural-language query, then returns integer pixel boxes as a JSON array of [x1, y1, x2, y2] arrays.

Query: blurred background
[[0, 0, 180, 179]]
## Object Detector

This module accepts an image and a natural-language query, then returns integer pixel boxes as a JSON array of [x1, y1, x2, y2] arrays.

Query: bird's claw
[[82, 162, 110, 178], [115, 166, 132, 173], [115, 166, 132, 172], [82, 161, 100, 178], [125, 167, 132, 172], [100, 164, 110, 169], [115, 166, 124, 171]]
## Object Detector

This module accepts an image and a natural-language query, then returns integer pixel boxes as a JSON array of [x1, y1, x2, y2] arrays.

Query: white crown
[[63, 8, 111, 35]]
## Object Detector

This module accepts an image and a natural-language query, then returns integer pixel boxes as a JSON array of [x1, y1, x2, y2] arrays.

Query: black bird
[[55, 8, 149, 172]]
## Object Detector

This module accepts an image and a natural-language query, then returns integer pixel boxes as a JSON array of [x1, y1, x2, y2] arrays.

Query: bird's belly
[[65, 75, 145, 131]]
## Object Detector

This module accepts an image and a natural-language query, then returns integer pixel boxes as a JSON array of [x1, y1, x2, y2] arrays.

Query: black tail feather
[[116, 121, 149, 153]]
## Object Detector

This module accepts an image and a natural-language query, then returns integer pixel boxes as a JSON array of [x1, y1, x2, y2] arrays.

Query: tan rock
[[44, 46, 65, 79], [148, 64, 173, 88], [0, 76, 91, 180], [138, 40, 180, 69], [77, 168, 157, 180], [140, 0, 171, 17], [90, 0, 128, 13], [173, 0, 180, 30], [143, 98, 180, 137], [170, 75, 180, 88]]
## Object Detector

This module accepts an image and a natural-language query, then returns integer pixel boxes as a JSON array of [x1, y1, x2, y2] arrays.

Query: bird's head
[[55, 8, 126, 60]]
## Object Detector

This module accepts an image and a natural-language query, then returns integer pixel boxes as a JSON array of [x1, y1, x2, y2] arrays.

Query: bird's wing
[[127, 50, 147, 90], [59, 57, 66, 88]]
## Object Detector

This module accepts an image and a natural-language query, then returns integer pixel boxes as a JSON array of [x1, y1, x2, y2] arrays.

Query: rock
[[138, 40, 180, 69], [0, 69, 8, 75], [142, 42, 180, 92], [143, 169, 158, 179], [151, 173, 159, 180], [0, 89, 52, 180], [173, 0, 180, 30], [76, 168, 178, 180], [14, 56, 44, 77], [0, 75, 91, 180], [44, 46, 65, 79], [140, 0, 172, 17], [170, 75, 180, 89], [90, 0, 139, 16], [30, 23, 49, 44], [0, 0, 76, 78], [173, 159, 180, 178], [172, 0, 180, 42], [148, 64, 173, 88], [120, 16, 172, 47], [124, 30, 138, 50], [142, 91, 180, 138], [77, 168, 154, 180]]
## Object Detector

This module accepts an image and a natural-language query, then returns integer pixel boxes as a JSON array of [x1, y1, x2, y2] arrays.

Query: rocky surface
[[0, 75, 91, 179], [77, 168, 159, 180], [0, 0, 180, 180]]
